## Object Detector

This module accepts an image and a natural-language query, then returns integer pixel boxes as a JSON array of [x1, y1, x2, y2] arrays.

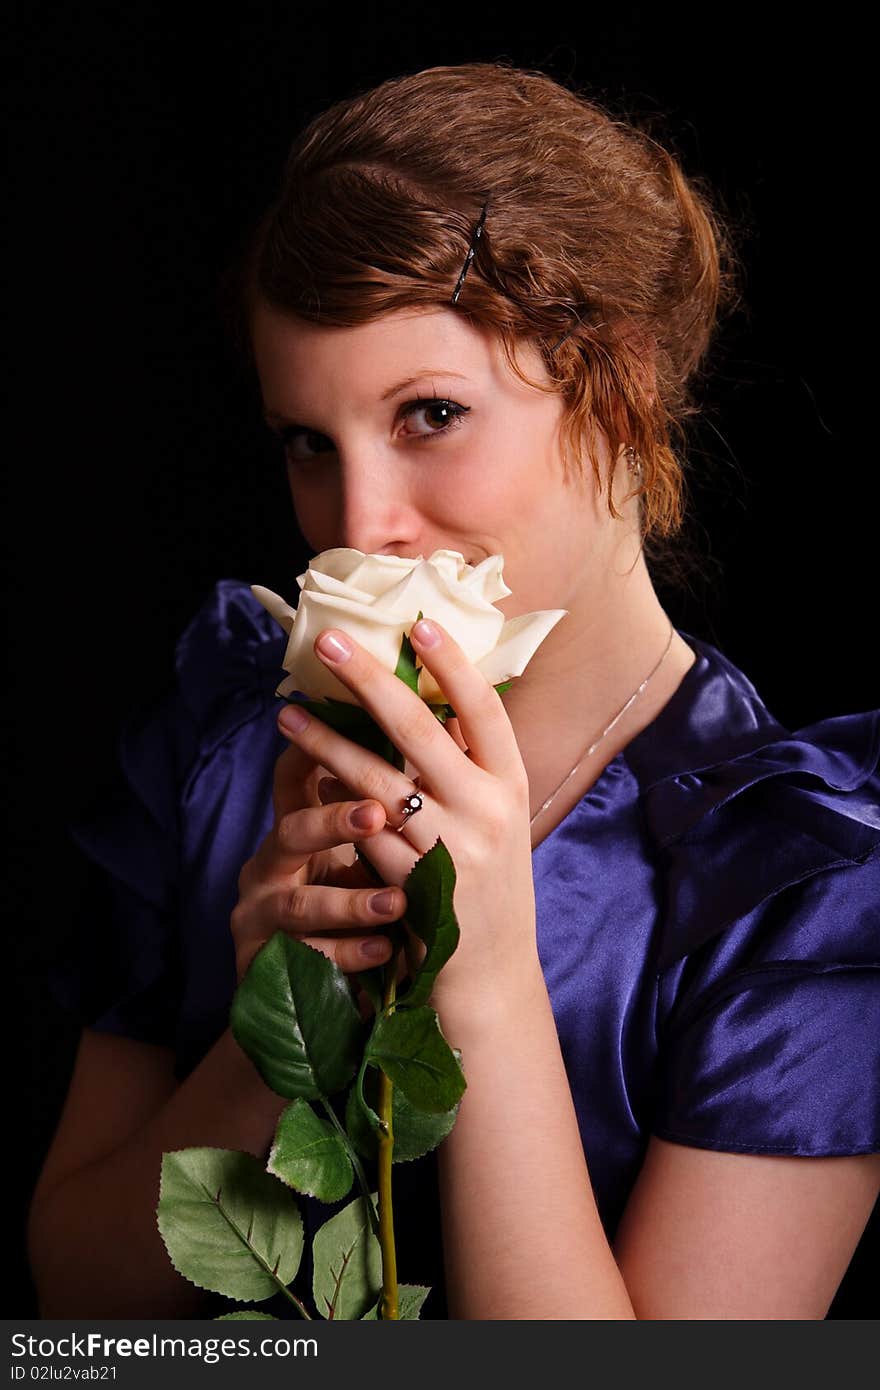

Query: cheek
[[497, 476, 598, 610], [438, 445, 546, 525]]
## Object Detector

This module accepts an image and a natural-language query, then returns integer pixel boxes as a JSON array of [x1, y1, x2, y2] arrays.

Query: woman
[[28, 61, 880, 1319]]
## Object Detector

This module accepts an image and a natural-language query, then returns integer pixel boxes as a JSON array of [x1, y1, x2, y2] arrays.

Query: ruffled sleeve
[[51, 579, 287, 1047], [648, 710, 880, 1156]]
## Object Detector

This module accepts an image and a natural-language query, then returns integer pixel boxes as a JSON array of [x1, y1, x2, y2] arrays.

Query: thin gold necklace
[[529, 621, 676, 828]]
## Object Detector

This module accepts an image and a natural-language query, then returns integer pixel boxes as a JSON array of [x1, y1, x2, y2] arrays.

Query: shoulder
[[171, 577, 289, 757], [661, 710, 880, 970], [627, 634, 880, 971], [101, 580, 288, 834], [641, 662, 880, 1157]]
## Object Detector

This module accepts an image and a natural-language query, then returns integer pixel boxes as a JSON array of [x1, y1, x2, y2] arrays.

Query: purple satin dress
[[53, 580, 880, 1318]]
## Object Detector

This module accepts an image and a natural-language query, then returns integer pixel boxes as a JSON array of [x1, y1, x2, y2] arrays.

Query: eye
[[400, 397, 471, 442], [275, 425, 333, 464], [272, 397, 471, 465]]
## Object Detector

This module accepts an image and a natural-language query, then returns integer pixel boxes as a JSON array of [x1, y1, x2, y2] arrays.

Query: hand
[[275, 620, 542, 1015], [230, 734, 409, 987]]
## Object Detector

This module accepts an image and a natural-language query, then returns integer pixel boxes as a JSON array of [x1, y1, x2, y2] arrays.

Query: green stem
[[377, 946, 401, 1320], [354, 733, 407, 1320], [319, 1098, 381, 1240]]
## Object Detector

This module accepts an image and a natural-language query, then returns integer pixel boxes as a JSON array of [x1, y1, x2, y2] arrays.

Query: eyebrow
[[379, 369, 471, 401], [263, 369, 472, 424]]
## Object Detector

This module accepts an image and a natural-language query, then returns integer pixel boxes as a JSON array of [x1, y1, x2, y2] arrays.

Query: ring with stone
[[395, 790, 424, 831]]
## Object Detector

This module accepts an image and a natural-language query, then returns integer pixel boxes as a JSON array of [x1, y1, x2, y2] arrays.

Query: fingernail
[[411, 619, 440, 648], [316, 631, 352, 662], [369, 890, 397, 914], [279, 704, 309, 734], [361, 937, 390, 958], [349, 804, 376, 830]]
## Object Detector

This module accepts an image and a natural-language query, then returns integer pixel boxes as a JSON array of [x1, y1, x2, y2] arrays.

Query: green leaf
[[361, 1284, 431, 1319], [157, 1149, 303, 1301], [344, 1068, 460, 1163], [267, 1100, 354, 1202], [215, 1312, 278, 1320], [366, 1006, 467, 1114], [394, 612, 422, 696], [231, 934, 365, 1100], [312, 1193, 382, 1321], [396, 838, 459, 1010]]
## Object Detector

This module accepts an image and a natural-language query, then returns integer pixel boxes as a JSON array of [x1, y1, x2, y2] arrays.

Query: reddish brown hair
[[221, 61, 744, 589]]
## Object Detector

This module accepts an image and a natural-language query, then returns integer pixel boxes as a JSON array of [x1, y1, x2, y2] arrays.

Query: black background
[[8, 3, 877, 1317]]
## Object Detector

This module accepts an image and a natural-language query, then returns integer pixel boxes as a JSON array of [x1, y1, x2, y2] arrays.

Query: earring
[[624, 444, 643, 478]]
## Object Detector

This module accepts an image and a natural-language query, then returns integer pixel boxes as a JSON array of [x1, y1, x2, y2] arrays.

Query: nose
[[333, 445, 424, 556]]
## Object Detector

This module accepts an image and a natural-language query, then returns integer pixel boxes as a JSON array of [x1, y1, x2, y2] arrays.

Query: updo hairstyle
[[222, 61, 743, 589]]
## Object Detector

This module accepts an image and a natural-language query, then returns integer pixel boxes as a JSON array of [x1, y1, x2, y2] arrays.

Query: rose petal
[[255, 549, 567, 707], [282, 590, 410, 704], [348, 552, 424, 597], [460, 553, 512, 604], [299, 569, 378, 604], [378, 561, 505, 663], [295, 548, 370, 588], [250, 585, 297, 635], [474, 609, 568, 686]]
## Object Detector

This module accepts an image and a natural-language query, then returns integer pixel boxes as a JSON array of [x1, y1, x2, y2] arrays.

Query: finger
[[407, 619, 525, 782], [264, 795, 389, 877], [271, 737, 321, 823], [297, 932, 395, 975], [445, 715, 469, 756], [275, 711, 438, 876], [240, 928, 394, 980], [262, 880, 408, 938], [318, 773, 426, 809], [305, 631, 478, 806], [315, 777, 429, 885], [277, 703, 416, 824], [310, 625, 515, 797]]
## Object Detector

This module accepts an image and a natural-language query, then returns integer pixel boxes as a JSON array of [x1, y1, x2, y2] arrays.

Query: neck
[[498, 551, 696, 845]]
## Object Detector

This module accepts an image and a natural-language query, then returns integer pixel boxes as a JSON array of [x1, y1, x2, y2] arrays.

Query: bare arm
[[436, 975, 880, 1320], [27, 1026, 287, 1318], [28, 736, 413, 1320], [436, 969, 636, 1320]]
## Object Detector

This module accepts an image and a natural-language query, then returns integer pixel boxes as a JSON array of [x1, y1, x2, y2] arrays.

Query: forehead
[[251, 299, 546, 412]]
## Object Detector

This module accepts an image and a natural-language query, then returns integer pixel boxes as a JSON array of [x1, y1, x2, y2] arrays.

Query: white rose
[[251, 548, 567, 707]]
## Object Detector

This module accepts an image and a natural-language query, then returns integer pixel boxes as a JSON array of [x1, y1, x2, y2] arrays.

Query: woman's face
[[251, 298, 627, 620]]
